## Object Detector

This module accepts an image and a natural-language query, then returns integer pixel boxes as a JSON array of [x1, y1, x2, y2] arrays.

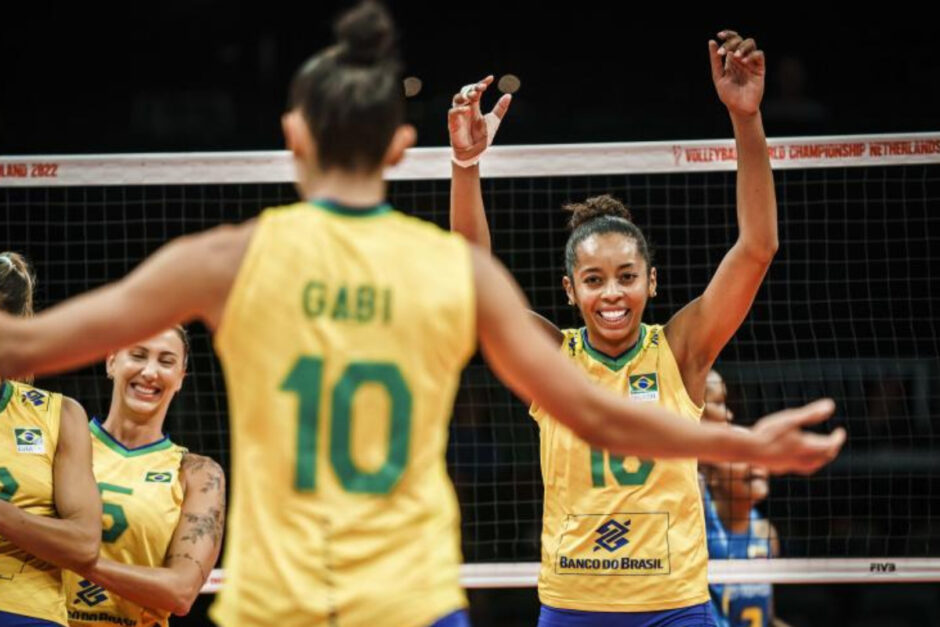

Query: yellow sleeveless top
[[0, 380, 67, 625], [210, 200, 476, 627], [530, 324, 708, 612], [64, 418, 187, 627]]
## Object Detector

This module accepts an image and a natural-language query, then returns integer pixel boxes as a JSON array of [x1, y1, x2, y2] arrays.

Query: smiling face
[[106, 329, 186, 423], [563, 232, 657, 355]]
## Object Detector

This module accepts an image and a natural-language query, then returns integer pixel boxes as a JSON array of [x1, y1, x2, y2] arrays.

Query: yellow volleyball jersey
[[64, 418, 187, 627], [210, 200, 476, 627], [530, 323, 708, 612], [0, 379, 67, 626]]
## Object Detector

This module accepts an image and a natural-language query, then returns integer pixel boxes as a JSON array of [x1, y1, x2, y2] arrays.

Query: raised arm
[[77, 454, 226, 616], [449, 76, 563, 343], [0, 397, 101, 572], [0, 221, 254, 379], [666, 31, 777, 393], [472, 246, 844, 474], [448, 75, 511, 252]]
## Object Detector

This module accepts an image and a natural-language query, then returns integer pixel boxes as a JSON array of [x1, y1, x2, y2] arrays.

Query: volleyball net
[[2, 132, 939, 588]]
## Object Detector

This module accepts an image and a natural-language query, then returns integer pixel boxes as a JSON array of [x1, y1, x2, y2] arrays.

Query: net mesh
[[2, 136, 939, 583]]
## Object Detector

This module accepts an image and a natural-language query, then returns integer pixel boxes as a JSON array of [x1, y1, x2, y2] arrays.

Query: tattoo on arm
[[201, 471, 223, 494], [181, 454, 208, 473], [166, 552, 209, 581], [180, 507, 224, 546]]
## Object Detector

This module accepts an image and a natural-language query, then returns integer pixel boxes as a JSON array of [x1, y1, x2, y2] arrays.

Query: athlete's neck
[[100, 410, 166, 449], [714, 492, 755, 534], [301, 170, 386, 209], [584, 326, 643, 359]]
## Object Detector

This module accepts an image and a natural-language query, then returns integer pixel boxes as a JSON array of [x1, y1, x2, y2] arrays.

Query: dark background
[[2, 6, 939, 153], [2, 3, 940, 626]]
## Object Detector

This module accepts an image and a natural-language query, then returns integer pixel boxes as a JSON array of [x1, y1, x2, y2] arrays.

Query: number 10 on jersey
[[282, 356, 412, 495]]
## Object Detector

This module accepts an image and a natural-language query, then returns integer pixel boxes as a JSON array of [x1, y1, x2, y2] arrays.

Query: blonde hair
[[0, 252, 35, 317], [1, 252, 36, 383]]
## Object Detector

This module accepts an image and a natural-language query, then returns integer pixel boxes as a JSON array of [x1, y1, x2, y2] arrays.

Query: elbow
[[739, 238, 778, 267], [170, 599, 195, 617], [169, 584, 201, 616], [67, 537, 100, 574]]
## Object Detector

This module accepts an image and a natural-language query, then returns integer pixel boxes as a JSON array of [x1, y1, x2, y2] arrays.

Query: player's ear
[[648, 267, 657, 298], [383, 124, 417, 167], [105, 353, 116, 379], [563, 276, 576, 306], [282, 109, 315, 165]]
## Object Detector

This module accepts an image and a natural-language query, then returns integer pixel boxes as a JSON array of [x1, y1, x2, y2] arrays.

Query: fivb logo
[[75, 579, 108, 606], [14, 428, 44, 454], [593, 519, 631, 553]]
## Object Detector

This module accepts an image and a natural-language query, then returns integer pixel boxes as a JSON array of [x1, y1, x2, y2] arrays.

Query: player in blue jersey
[[701, 370, 789, 627]]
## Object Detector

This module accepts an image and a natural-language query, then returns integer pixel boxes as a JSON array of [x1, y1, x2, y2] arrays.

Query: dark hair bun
[[335, 1, 396, 66], [563, 194, 633, 231]]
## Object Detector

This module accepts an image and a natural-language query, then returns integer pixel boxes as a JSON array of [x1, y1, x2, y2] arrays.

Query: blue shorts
[[538, 602, 717, 627], [0, 611, 61, 626], [429, 608, 471, 627]]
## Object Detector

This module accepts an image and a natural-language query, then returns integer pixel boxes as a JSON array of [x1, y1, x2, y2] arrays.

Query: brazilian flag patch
[[145, 471, 173, 483], [628, 373, 659, 401], [14, 428, 44, 454]]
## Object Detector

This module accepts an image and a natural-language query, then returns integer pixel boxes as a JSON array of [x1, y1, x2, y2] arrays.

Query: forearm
[[0, 501, 98, 571], [731, 111, 778, 259], [577, 386, 755, 461], [450, 163, 492, 251], [83, 556, 204, 616]]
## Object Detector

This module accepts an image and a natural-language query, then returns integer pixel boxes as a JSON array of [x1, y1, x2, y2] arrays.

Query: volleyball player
[[0, 252, 101, 626], [449, 31, 787, 625], [0, 6, 843, 626], [64, 326, 224, 627], [701, 370, 782, 627]]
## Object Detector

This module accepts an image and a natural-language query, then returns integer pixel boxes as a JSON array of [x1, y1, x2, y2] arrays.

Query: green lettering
[[303, 282, 327, 318], [331, 362, 411, 494], [356, 286, 376, 323], [99, 483, 133, 543], [283, 356, 412, 495], [608, 455, 655, 486], [589, 449, 655, 487], [332, 286, 350, 320], [281, 357, 324, 490], [0, 467, 19, 501], [590, 448, 606, 487], [382, 288, 392, 323]]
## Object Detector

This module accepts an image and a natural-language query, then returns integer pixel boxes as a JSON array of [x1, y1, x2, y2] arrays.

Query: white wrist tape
[[451, 113, 503, 168]]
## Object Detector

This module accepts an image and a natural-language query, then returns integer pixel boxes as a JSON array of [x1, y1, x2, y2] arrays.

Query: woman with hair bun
[[0, 8, 842, 626], [0, 252, 101, 627], [450, 31, 785, 626]]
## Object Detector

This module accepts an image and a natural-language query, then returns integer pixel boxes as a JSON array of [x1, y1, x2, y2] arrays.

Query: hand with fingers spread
[[448, 75, 512, 167], [709, 30, 765, 117], [746, 399, 846, 475]]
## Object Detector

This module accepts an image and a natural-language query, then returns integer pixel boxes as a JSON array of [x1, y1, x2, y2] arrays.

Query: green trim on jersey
[[90, 418, 174, 457], [580, 324, 647, 372], [310, 198, 393, 218], [0, 381, 12, 414]]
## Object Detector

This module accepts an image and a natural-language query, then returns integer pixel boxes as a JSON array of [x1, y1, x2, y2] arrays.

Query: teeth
[[132, 384, 159, 395], [599, 310, 627, 321]]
